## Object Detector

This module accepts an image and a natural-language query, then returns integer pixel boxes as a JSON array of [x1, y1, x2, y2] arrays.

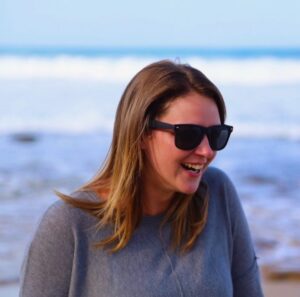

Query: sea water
[[0, 48, 300, 285]]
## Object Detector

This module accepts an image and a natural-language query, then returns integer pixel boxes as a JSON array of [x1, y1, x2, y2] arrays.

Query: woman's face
[[142, 91, 221, 198]]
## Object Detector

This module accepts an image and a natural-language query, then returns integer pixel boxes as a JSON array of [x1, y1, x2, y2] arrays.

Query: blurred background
[[0, 0, 300, 296]]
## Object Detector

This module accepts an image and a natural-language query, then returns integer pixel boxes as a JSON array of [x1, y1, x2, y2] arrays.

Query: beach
[[0, 53, 300, 296], [263, 279, 300, 297]]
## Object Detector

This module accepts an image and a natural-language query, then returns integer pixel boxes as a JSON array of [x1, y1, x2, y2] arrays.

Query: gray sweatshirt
[[19, 167, 264, 297]]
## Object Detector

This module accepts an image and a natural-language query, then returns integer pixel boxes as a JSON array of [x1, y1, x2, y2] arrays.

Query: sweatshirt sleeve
[[222, 172, 264, 297], [19, 201, 75, 297]]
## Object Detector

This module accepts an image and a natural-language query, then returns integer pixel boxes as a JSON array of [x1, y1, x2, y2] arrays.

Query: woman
[[20, 60, 264, 296]]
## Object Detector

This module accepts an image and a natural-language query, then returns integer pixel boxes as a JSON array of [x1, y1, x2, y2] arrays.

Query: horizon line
[[1, 46, 300, 58]]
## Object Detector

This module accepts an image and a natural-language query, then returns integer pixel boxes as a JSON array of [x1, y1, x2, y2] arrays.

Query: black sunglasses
[[150, 120, 233, 151]]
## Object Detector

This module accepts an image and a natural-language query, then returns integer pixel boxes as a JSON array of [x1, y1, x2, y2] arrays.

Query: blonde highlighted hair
[[58, 60, 226, 253]]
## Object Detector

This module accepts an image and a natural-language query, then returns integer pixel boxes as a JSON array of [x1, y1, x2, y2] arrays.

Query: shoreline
[[263, 279, 300, 297]]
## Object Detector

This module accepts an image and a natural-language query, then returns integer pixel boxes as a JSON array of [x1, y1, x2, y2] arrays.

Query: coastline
[[262, 268, 300, 297], [263, 277, 300, 297]]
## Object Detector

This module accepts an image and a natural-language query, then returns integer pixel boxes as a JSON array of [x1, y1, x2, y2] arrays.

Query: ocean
[[0, 47, 300, 286]]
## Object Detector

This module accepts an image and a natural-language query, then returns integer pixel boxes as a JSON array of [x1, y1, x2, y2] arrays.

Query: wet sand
[[261, 267, 300, 297], [263, 279, 300, 297]]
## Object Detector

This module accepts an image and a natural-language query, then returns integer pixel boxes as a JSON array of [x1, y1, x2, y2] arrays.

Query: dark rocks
[[10, 133, 39, 143]]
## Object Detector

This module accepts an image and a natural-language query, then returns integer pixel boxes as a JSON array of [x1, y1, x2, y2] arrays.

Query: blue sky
[[1, 0, 299, 48]]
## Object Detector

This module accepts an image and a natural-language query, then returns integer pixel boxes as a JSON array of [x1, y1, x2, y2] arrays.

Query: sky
[[0, 0, 300, 48]]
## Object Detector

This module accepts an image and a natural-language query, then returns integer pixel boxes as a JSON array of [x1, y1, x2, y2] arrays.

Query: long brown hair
[[57, 60, 227, 253]]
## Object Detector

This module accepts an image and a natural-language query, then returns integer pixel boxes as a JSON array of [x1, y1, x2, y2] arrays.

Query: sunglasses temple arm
[[151, 121, 175, 131]]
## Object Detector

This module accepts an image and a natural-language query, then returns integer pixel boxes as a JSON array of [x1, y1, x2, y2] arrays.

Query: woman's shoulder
[[46, 190, 98, 215], [20, 191, 99, 295], [36, 191, 99, 237], [203, 166, 233, 187], [202, 166, 240, 208], [203, 166, 249, 224]]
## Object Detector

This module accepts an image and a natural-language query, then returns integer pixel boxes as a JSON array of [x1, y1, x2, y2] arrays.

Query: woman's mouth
[[181, 163, 204, 174]]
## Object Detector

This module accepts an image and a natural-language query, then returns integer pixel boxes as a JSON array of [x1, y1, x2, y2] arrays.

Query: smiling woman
[[141, 92, 222, 210], [19, 60, 264, 297]]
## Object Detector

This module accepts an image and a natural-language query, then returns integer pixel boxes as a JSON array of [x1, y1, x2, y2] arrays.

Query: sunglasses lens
[[208, 127, 231, 150], [175, 125, 205, 150], [174, 125, 232, 151]]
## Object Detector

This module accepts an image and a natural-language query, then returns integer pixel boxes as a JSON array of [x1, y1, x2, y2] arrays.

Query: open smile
[[181, 163, 205, 174]]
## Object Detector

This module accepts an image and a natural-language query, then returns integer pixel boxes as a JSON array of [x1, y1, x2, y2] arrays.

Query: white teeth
[[182, 163, 204, 172]]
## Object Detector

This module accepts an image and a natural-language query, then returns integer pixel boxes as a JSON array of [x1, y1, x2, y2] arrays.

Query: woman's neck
[[141, 184, 174, 216]]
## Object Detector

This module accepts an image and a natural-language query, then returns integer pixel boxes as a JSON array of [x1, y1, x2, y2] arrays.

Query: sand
[[263, 279, 300, 297]]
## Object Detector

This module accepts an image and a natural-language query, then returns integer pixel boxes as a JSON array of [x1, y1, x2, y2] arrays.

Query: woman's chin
[[178, 186, 199, 195], [178, 178, 202, 194]]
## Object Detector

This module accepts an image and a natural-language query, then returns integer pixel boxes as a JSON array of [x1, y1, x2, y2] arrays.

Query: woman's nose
[[194, 135, 216, 159]]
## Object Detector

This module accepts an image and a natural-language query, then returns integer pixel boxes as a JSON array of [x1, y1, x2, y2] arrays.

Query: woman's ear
[[140, 132, 152, 150], [141, 118, 153, 149]]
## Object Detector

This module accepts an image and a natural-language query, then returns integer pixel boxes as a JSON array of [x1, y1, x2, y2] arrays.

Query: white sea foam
[[1, 56, 300, 85], [0, 56, 151, 83], [0, 56, 299, 139]]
